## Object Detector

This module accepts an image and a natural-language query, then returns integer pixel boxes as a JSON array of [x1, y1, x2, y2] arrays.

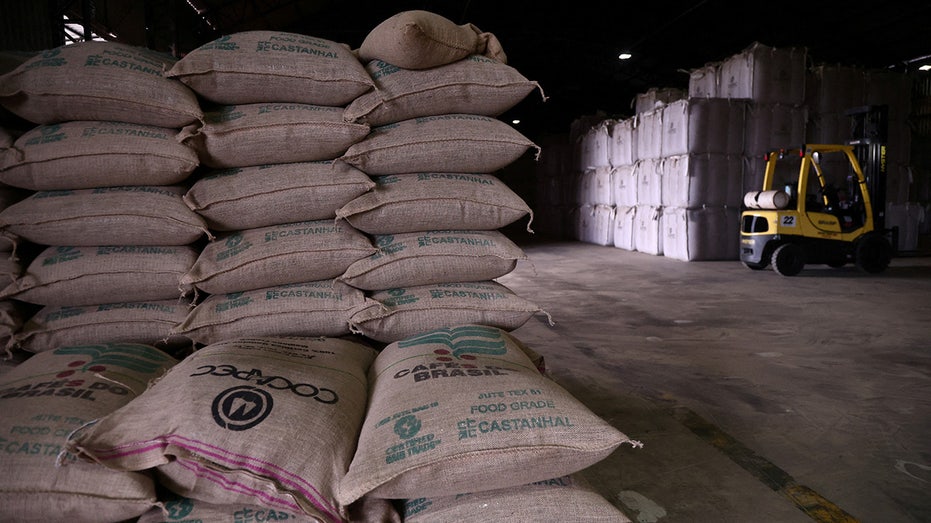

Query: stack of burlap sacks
[[0, 10, 639, 523]]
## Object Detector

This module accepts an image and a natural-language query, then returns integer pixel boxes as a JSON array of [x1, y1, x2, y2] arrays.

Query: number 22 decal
[[781, 216, 796, 227]]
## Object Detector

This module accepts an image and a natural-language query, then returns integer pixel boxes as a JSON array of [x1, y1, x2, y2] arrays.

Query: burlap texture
[[345, 55, 542, 126], [0, 121, 199, 190], [338, 114, 539, 175], [0, 343, 178, 522], [0, 245, 198, 306], [337, 325, 634, 504], [402, 474, 632, 522], [0, 299, 25, 346], [348, 281, 546, 343], [181, 221, 377, 295], [182, 103, 370, 169], [0, 186, 210, 246], [336, 173, 532, 234], [166, 31, 374, 106], [0, 41, 202, 128], [0, 255, 21, 288], [183, 161, 374, 231], [171, 281, 364, 346], [14, 300, 192, 353], [137, 495, 327, 523], [358, 10, 507, 70], [66, 337, 377, 522], [339, 230, 525, 291]]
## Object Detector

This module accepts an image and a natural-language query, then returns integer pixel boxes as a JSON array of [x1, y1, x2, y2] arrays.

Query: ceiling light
[[618, 53, 632, 60], [920, 65, 931, 71], [511, 119, 521, 125]]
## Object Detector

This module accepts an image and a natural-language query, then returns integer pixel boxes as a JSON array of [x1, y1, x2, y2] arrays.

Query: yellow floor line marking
[[672, 406, 859, 523]]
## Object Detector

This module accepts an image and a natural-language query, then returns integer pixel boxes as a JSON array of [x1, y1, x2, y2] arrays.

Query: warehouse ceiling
[[23, 0, 931, 134]]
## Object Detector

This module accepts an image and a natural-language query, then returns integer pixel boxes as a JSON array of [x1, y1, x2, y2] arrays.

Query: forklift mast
[[845, 105, 888, 231]]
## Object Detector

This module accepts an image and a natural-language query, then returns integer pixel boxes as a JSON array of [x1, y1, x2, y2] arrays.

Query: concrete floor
[[497, 238, 931, 523]]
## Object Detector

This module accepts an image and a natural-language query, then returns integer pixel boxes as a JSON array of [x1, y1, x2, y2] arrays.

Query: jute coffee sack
[[348, 281, 549, 343], [182, 103, 370, 169], [183, 161, 375, 231], [66, 337, 377, 522], [339, 230, 526, 291], [13, 300, 192, 353], [0, 342, 178, 522], [344, 56, 543, 126], [338, 114, 539, 175], [337, 325, 636, 504], [402, 474, 632, 522], [171, 280, 364, 346], [0, 300, 25, 351], [358, 10, 507, 70], [0, 121, 199, 190], [0, 41, 202, 128], [137, 495, 327, 523], [166, 31, 374, 106], [181, 221, 377, 295], [0, 255, 20, 288], [0, 347, 29, 378], [0, 245, 198, 306], [335, 173, 532, 234], [0, 186, 211, 246]]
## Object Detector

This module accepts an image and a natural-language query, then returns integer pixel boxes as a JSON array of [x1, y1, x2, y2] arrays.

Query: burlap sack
[[171, 281, 364, 346], [0, 255, 20, 287], [181, 103, 370, 169], [348, 281, 549, 343], [166, 31, 374, 106], [183, 161, 375, 231], [345, 56, 543, 126], [0, 41, 202, 128], [181, 221, 377, 295], [358, 10, 507, 70], [338, 114, 539, 175], [402, 474, 632, 522], [0, 186, 210, 246], [13, 300, 192, 353], [339, 230, 526, 291], [337, 324, 636, 504], [0, 126, 15, 149], [0, 121, 199, 190], [336, 173, 532, 234], [0, 346, 29, 378], [0, 245, 198, 306], [66, 336, 377, 522], [0, 342, 178, 522], [137, 495, 326, 523], [0, 299, 25, 349]]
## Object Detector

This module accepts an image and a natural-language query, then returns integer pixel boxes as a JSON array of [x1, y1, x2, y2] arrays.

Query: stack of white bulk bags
[[659, 98, 745, 261], [633, 87, 687, 115], [160, 30, 379, 345], [0, 41, 208, 356]]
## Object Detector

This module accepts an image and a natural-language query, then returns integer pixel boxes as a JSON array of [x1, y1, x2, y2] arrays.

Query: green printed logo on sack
[[206, 106, 244, 124], [216, 232, 252, 261], [52, 344, 174, 378], [381, 288, 418, 307], [391, 326, 510, 383], [376, 402, 441, 464], [24, 47, 66, 69], [163, 497, 195, 520], [24, 124, 67, 146], [201, 34, 239, 52], [370, 234, 405, 260], [42, 246, 82, 266], [369, 60, 400, 80], [216, 292, 252, 313]]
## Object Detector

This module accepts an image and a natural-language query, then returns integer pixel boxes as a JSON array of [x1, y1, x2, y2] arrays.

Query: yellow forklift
[[739, 106, 897, 276]]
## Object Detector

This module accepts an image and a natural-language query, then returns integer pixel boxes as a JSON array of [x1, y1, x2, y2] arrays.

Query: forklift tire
[[742, 261, 768, 271], [855, 234, 892, 274], [772, 243, 805, 276]]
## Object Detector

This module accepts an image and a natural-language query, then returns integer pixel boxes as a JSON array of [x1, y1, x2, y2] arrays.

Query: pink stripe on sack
[[85, 434, 341, 522], [167, 434, 341, 522], [175, 459, 304, 513]]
